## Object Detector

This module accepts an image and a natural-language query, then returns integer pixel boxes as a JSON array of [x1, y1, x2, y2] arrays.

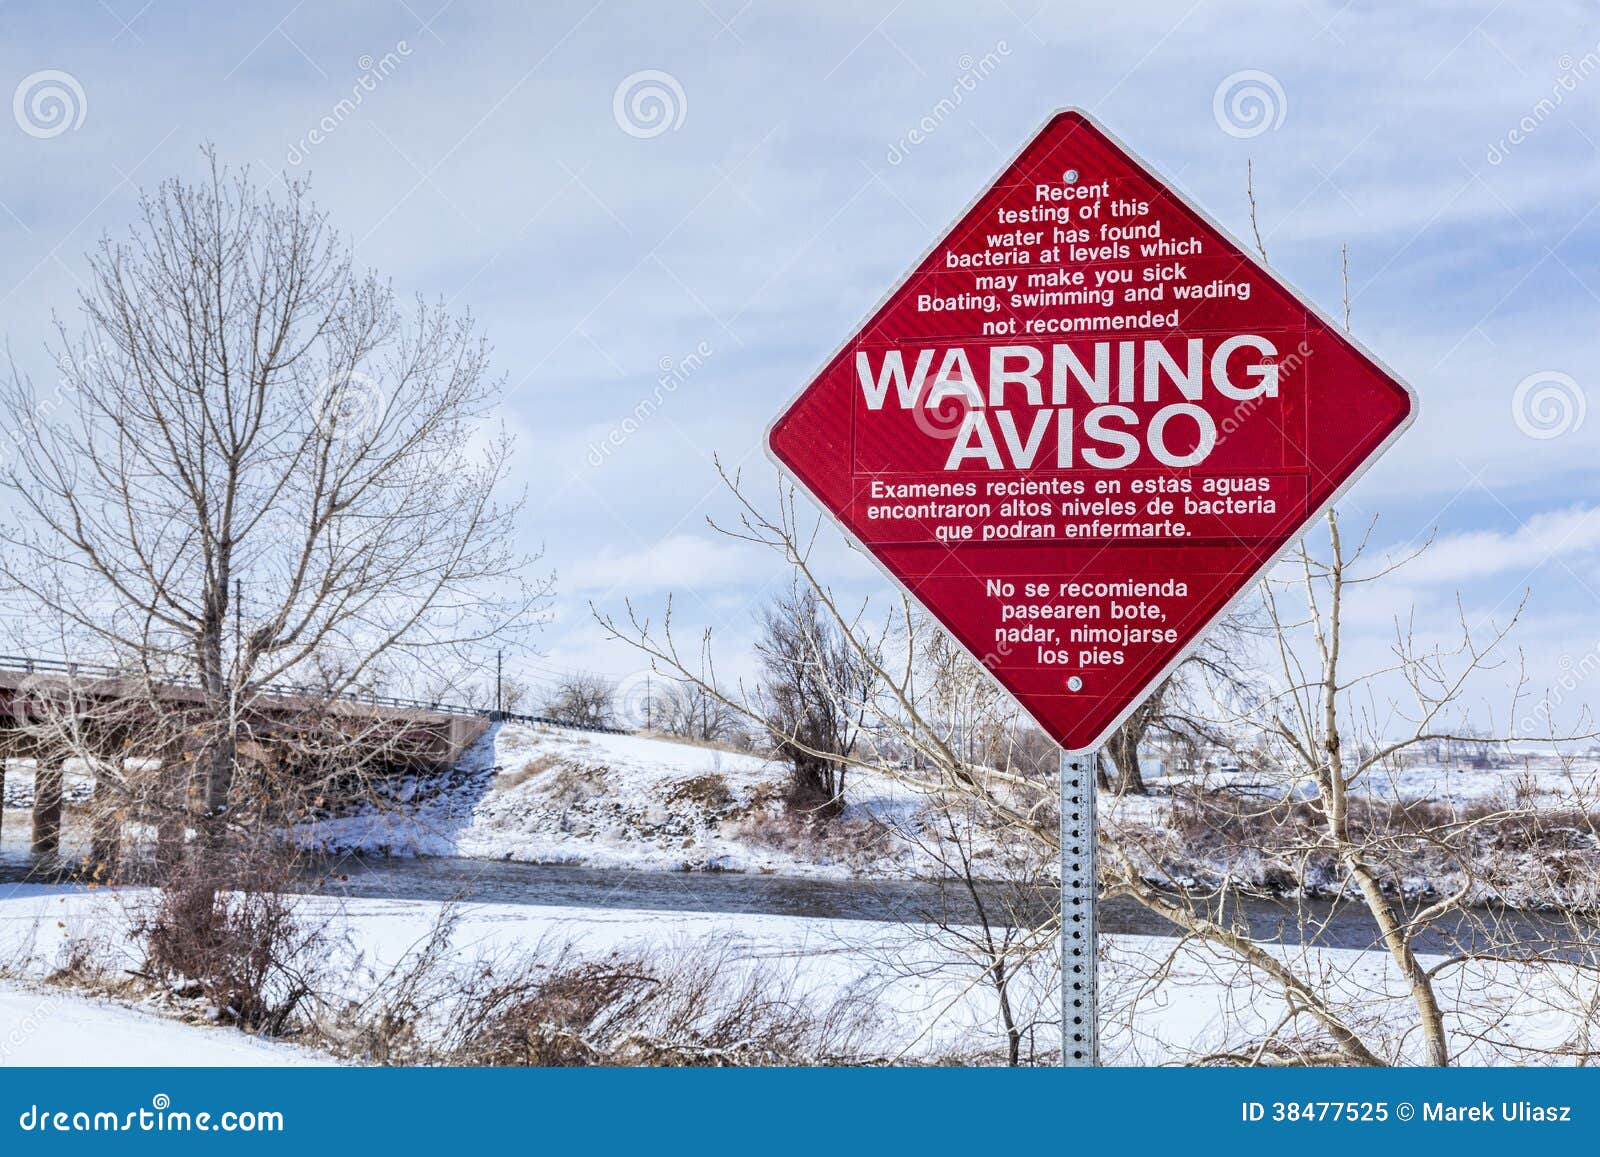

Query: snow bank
[[2, 883, 1591, 1066], [292, 722, 934, 877], [0, 981, 330, 1067]]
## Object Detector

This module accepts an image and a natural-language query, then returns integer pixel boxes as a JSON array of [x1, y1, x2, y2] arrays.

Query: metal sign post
[[1060, 749, 1097, 1066]]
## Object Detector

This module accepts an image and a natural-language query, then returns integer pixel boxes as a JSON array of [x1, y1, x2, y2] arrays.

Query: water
[[299, 854, 1596, 959], [3, 808, 1591, 960]]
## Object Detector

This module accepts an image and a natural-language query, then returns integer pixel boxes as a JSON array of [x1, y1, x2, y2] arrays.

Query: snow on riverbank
[[1105, 753, 1600, 908], [292, 722, 934, 878], [1132, 757, 1600, 812], [1, 881, 1593, 1066], [283, 721, 1600, 907], [0, 882, 1017, 1061]]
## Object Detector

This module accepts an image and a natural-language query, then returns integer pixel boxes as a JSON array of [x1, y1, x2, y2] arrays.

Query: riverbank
[[6, 720, 1598, 911], [2, 880, 1595, 1066], [286, 721, 944, 878]]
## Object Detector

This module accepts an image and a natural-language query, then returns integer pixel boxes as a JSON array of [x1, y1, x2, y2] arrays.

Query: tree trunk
[[1106, 723, 1148, 795], [87, 762, 122, 880], [30, 756, 63, 858], [1315, 511, 1450, 1066], [202, 739, 234, 820], [993, 963, 1021, 1066]]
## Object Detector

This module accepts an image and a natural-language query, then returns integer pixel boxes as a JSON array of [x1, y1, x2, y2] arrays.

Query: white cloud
[[1393, 504, 1600, 586], [561, 533, 766, 596]]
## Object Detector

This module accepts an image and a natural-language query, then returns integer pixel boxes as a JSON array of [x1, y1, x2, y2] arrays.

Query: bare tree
[[498, 675, 533, 715], [653, 678, 744, 745], [594, 177, 1598, 1067], [1101, 608, 1263, 795], [755, 584, 878, 817], [541, 673, 617, 728], [0, 150, 547, 866]]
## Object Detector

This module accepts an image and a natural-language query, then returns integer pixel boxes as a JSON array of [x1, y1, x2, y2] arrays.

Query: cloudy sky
[[0, 1, 1596, 731]]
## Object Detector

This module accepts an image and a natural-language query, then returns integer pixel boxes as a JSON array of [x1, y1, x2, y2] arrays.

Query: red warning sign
[[766, 108, 1415, 752]]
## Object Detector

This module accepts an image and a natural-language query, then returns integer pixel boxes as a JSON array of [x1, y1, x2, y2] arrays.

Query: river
[[2, 820, 1591, 959], [304, 854, 1593, 959]]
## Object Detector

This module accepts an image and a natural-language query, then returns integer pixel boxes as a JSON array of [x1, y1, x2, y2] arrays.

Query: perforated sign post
[[766, 108, 1416, 1065]]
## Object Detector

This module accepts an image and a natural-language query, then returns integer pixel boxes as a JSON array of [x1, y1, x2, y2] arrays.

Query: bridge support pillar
[[30, 756, 63, 859]]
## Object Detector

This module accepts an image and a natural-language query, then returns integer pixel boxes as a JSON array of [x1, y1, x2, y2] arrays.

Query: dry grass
[[314, 907, 886, 1067], [731, 810, 892, 872], [545, 763, 610, 808], [494, 753, 561, 792]]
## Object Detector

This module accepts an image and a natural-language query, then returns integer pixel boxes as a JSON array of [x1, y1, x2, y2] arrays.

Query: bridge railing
[[0, 654, 633, 736]]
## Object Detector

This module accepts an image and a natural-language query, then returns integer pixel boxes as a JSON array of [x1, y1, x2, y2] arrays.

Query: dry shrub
[[668, 773, 733, 811], [40, 932, 116, 990], [455, 951, 658, 1066], [546, 763, 609, 808], [132, 844, 331, 1034], [1158, 785, 1600, 905], [733, 809, 892, 872], [451, 939, 879, 1067], [321, 910, 881, 1066]]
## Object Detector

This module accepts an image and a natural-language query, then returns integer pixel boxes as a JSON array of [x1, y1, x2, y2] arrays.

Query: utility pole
[[1060, 748, 1098, 1066], [495, 649, 503, 715]]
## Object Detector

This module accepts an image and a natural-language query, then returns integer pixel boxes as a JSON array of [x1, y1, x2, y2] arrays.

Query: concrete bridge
[[0, 655, 492, 866]]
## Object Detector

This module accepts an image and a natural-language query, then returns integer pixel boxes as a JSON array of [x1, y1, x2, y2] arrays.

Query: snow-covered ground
[[0, 881, 1592, 1066], [0, 881, 1021, 1062], [290, 722, 935, 878], [0, 980, 329, 1066], [1138, 757, 1600, 811]]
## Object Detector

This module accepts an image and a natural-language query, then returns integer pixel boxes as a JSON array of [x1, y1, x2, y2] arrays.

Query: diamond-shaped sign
[[767, 108, 1415, 753]]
